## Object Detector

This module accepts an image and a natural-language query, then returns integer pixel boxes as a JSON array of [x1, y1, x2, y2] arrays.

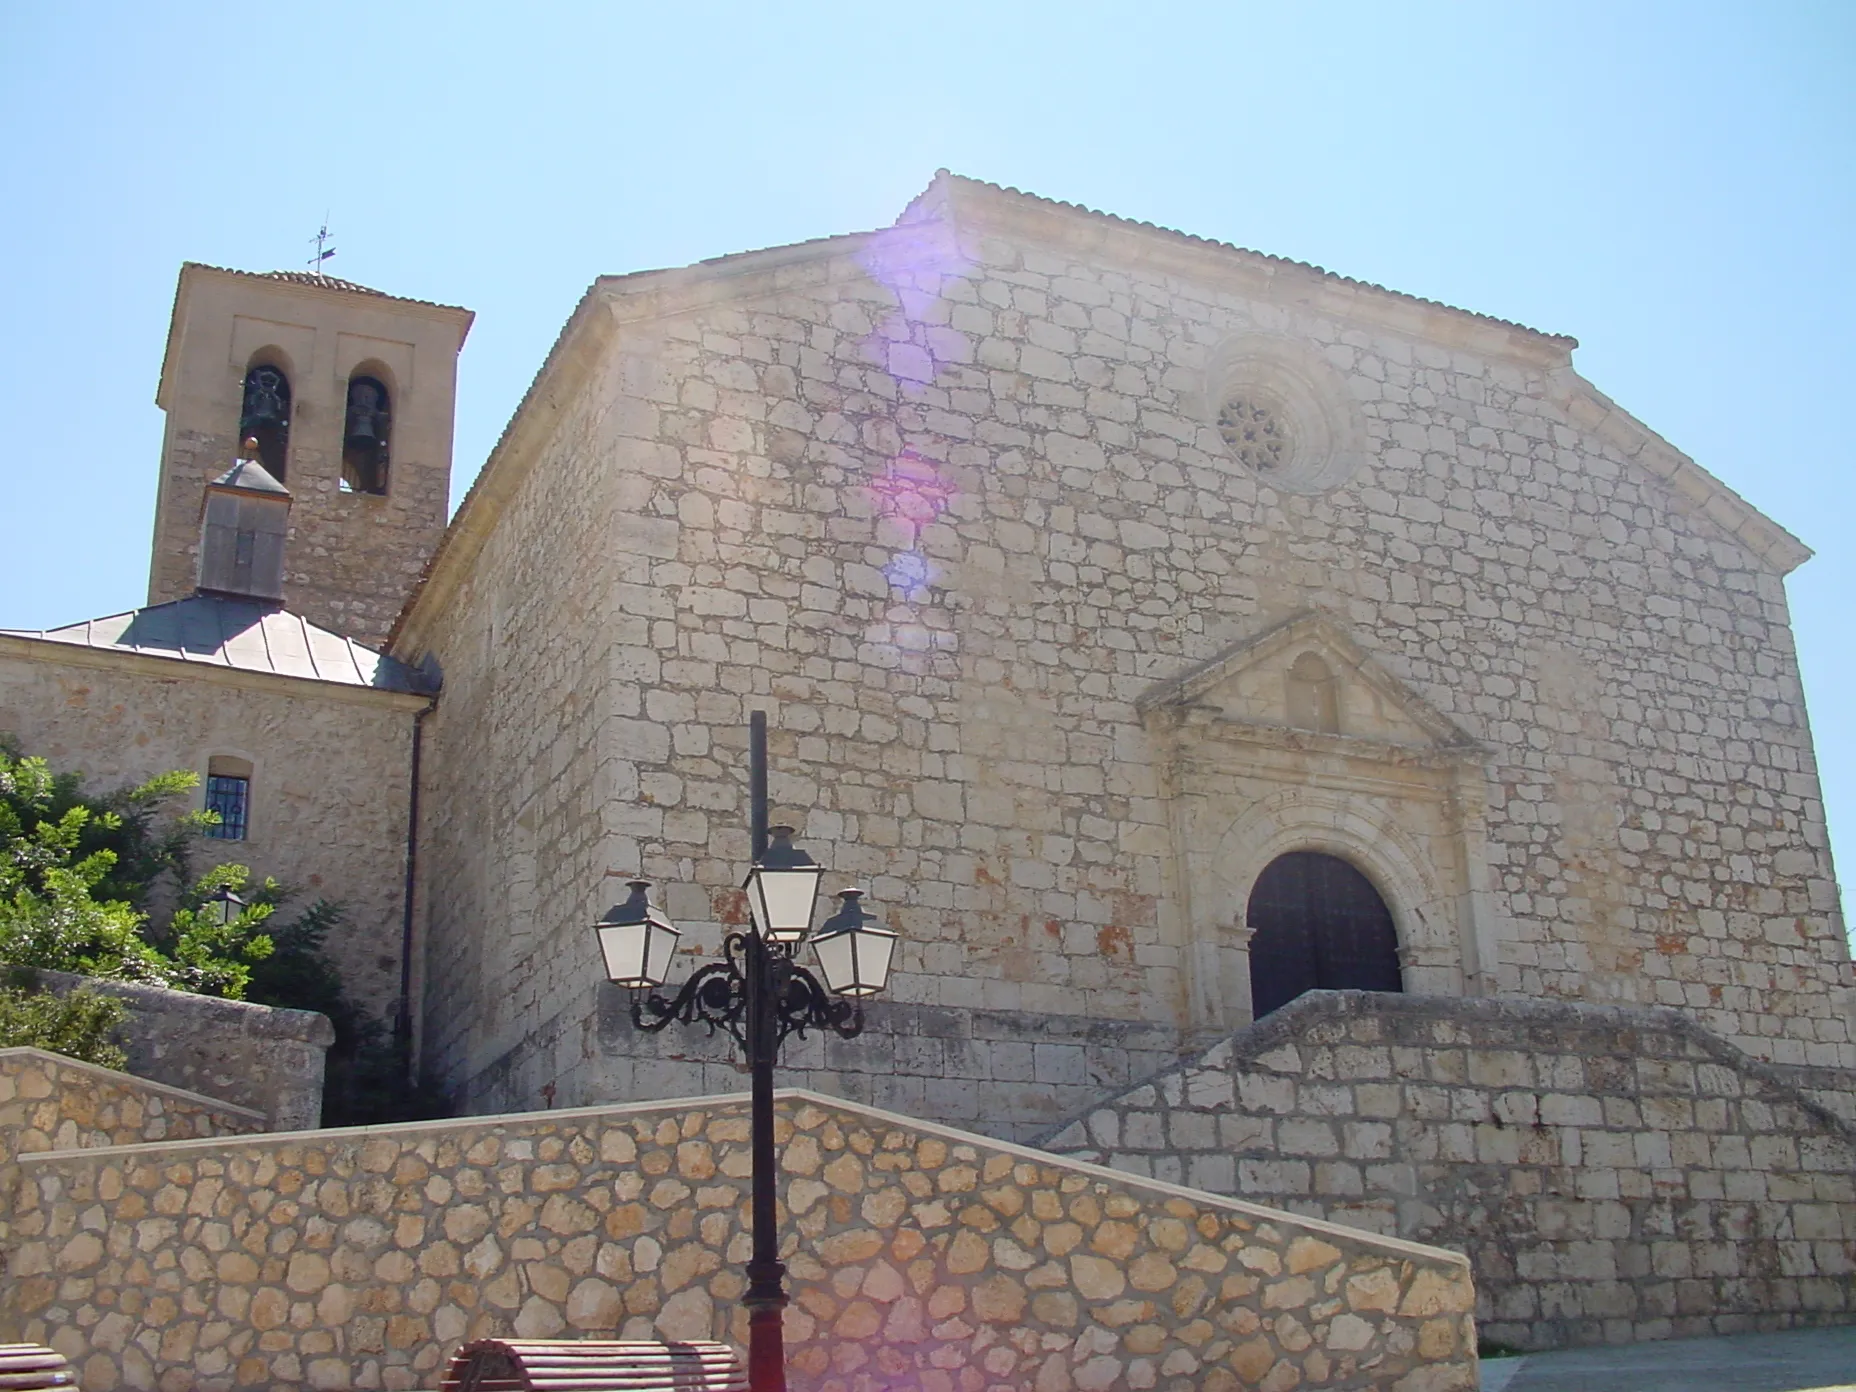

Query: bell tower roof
[[207, 455, 289, 496]]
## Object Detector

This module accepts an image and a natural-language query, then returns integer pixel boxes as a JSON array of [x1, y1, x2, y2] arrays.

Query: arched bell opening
[[238, 361, 292, 480], [1246, 849, 1402, 1020], [341, 371, 392, 495]]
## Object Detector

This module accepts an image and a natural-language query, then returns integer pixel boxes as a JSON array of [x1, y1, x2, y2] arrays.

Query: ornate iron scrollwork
[[631, 931, 862, 1054]]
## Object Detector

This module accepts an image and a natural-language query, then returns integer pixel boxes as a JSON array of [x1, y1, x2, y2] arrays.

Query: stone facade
[[148, 266, 473, 649], [393, 173, 1850, 1124], [26, 971, 334, 1131], [0, 1089, 1477, 1392], [1043, 990, 1856, 1352], [0, 637, 426, 1025]]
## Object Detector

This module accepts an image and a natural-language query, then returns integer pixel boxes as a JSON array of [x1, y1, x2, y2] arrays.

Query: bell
[[345, 380, 386, 448], [242, 367, 287, 427], [243, 395, 282, 427]]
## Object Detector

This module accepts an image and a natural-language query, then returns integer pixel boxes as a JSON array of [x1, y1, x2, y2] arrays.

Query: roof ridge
[[936, 172, 1576, 347], [179, 262, 472, 317]]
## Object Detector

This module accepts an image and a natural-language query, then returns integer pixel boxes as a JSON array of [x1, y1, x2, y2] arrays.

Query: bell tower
[[149, 264, 474, 648]]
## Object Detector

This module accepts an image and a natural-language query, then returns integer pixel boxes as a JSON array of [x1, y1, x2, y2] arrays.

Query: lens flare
[[850, 217, 976, 666]]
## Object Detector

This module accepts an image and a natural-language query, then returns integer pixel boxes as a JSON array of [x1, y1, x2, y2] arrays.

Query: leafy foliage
[[0, 742, 277, 997], [0, 978, 129, 1070]]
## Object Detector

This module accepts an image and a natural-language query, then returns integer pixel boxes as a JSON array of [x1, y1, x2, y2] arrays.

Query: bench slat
[[0, 1346, 76, 1392], [441, 1339, 747, 1392]]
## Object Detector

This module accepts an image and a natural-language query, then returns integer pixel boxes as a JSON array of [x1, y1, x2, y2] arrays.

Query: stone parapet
[[24, 970, 334, 1130], [1042, 991, 1856, 1352], [582, 994, 1192, 1145], [1, 1088, 1477, 1392], [0, 1047, 266, 1271], [0, 1047, 265, 1158]]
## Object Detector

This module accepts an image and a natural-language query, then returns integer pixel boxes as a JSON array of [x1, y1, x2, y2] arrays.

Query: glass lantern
[[593, 880, 682, 988], [206, 884, 247, 928], [810, 888, 898, 998], [743, 825, 824, 945]]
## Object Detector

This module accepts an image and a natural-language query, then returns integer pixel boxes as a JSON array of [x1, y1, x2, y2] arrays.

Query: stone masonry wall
[[393, 177, 1850, 1123], [0, 1047, 265, 1159], [0, 644, 422, 1030], [1043, 990, 1856, 1352], [0, 1047, 265, 1266], [410, 321, 623, 1104], [1, 1089, 1477, 1392], [458, 993, 1192, 1145], [26, 970, 334, 1131]]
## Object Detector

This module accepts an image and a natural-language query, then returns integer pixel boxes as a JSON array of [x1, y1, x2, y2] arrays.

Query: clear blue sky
[[2, 2, 1851, 930]]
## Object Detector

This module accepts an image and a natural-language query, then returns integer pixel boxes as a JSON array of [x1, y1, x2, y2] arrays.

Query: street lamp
[[205, 884, 246, 927], [599, 712, 896, 1392], [743, 826, 824, 945]]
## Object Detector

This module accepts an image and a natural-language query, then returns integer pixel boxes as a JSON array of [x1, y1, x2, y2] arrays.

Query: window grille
[[205, 774, 250, 840]]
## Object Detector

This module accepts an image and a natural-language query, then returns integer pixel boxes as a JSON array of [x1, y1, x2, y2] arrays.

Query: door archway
[[1246, 850, 1402, 1019]]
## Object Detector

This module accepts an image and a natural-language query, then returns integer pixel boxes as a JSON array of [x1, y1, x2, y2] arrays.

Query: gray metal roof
[[209, 458, 289, 494], [2, 596, 431, 694]]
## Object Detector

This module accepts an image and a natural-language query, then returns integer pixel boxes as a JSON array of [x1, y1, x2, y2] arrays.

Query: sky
[[1, 1, 1851, 928]]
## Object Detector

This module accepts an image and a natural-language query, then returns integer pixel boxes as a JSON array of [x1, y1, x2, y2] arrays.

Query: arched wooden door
[[1246, 851, 1403, 1020]]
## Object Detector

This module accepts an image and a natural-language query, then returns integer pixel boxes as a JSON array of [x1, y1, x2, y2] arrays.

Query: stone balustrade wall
[[1041, 991, 1856, 1353], [2, 1089, 1476, 1392]]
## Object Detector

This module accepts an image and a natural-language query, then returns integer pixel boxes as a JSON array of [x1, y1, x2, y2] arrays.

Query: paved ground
[[1481, 1325, 1856, 1392]]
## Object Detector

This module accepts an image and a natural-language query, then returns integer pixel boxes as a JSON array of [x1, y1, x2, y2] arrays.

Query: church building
[[2, 171, 1849, 1193]]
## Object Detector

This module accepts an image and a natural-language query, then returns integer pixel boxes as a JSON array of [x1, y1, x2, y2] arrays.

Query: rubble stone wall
[[0, 1047, 266, 1268], [0, 1047, 265, 1159], [1043, 991, 1856, 1352], [1, 1089, 1477, 1392]]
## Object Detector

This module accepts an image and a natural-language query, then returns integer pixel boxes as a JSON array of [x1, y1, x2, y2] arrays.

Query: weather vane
[[307, 219, 336, 273]]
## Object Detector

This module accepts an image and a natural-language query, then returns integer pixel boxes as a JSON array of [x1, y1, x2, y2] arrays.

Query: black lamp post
[[593, 712, 898, 1392]]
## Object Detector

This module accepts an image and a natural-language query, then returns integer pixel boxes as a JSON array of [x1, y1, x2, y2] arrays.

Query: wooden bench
[[0, 1345, 76, 1390], [440, 1339, 747, 1391]]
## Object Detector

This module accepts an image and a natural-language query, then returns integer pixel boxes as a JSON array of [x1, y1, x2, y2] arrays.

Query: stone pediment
[[1138, 611, 1481, 758]]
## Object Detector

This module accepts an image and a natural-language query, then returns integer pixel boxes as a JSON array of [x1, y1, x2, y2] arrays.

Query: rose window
[[1217, 396, 1291, 473]]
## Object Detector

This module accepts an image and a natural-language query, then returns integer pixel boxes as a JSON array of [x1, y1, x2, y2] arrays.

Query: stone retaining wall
[[26, 970, 334, 1130], [0, 1048, 266, 1270], [0, 1047, 265, 1158], [1042, 991, 1856, 1352], [2, 1089, 1476, 1392]]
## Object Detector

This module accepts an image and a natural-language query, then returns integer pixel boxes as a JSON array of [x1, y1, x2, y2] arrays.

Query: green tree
[[0, 743, 277, 995]]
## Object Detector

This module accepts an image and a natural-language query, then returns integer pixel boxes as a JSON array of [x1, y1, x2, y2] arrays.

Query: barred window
[[204, 755, 253, 840]]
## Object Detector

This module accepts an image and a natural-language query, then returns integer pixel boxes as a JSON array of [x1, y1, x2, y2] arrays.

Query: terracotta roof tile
[[180, 262, 471, 316]]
